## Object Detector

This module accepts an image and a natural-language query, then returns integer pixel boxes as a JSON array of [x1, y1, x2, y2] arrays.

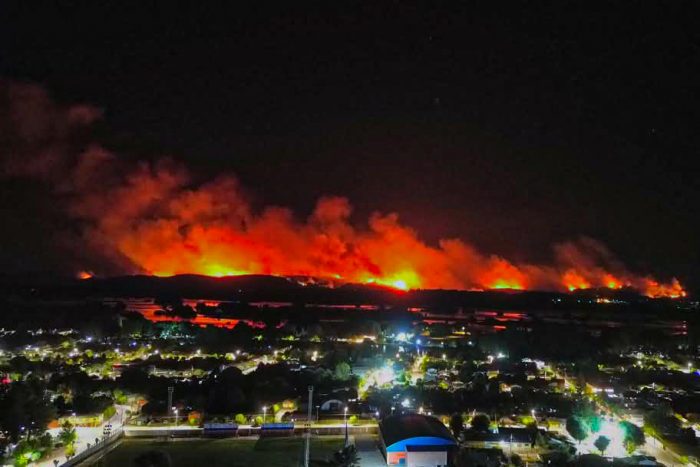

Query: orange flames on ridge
[[73, 169, 682, 297], [0, 82, 687, 299], [77, 270, 94, 280]]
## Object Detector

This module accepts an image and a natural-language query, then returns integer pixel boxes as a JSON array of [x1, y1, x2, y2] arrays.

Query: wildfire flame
[[0, 81, 687, 299]]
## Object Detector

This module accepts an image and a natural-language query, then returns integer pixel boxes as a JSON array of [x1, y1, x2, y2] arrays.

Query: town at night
[[1, 3, 699, 467]]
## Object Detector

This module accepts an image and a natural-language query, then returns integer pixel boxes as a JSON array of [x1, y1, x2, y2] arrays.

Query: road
[[640, 435, 686, 467], [32, 405, 129, 467], [355, 434, 385, 467]]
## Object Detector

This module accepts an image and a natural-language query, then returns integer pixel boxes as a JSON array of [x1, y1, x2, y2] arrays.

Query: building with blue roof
[[378, 414, 457, 466]]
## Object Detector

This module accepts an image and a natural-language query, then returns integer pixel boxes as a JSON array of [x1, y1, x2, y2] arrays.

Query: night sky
[[1, 3, 698, 291]]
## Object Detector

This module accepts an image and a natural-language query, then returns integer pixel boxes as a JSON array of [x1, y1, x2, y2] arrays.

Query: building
[[379, 414, 457, 466], [461, 426, 540, 450]]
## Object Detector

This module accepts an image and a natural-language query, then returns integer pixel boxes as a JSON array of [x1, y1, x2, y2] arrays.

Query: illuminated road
[[552, 366, 686, 465], [640, 436, 685, 467], [33, 405, 129, 467], [355, 434, 385, 467]]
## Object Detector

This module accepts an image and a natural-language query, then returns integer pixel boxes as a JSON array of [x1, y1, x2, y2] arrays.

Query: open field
[[85, 436, 347, 467]]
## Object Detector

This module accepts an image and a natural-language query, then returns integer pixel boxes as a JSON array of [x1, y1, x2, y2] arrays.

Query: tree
[[620, 421, 645, 453], [594, 435, 610, 455], [13, 440, 41, 466], [510, 453, 524, 467], [12, 434, 53, 466], [334, 362, 352, 381], [644, 407, 681, 436], [566, 416, 589, 445], [471, 413, 490, 432], [0, 378, 57, 441], [187, 411, 201, 426], [103, 405, 117, 420], [449, 413, 465, 438], [113, 388, 129, 405], [58, 421, 77, 447], [234, 413, 247, 425]]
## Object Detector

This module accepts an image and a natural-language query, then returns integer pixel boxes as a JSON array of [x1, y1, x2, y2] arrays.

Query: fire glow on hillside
[[74, 180, 683, 298], [1, 82, 686, 298]]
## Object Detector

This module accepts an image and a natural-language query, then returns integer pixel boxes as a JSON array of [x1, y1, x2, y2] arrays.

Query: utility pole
[[304, 385, 313, 467], [344, 406, 349, 447], [167, 386, 174, 419]]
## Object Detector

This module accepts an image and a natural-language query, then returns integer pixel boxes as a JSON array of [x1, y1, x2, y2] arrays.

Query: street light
[[509, 433, 513, 457], [263, 406, 267, 424], [173, 408, 179, 426], [344, 406, 349, 447]]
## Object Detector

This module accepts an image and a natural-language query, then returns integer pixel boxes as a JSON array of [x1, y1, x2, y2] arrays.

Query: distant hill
[[0, 273, 686, 313]]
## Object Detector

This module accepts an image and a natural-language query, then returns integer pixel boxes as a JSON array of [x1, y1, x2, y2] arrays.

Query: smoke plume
[[0, 81, 686, 297]]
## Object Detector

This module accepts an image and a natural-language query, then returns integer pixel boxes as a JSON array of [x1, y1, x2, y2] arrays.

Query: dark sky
[[0, 2, 698, 289]]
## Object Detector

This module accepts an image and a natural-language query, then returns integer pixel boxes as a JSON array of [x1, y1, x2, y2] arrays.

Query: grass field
[[88, 436, 346, 467]]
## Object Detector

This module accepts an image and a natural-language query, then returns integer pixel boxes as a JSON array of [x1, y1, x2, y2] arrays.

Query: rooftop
[[380, 414, 456, 449]]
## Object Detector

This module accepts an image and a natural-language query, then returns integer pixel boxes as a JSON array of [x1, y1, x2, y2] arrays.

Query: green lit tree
[[594, 435, 610, 455], [58, 421, 77, 447], [620, 421, 645, 453], [566, 416, 589, 445], [334, 362, 352, 381], [12, 434, 52, 466]]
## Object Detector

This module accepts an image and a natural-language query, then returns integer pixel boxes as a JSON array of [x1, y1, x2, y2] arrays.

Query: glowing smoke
[[0, 81, 686, 298]]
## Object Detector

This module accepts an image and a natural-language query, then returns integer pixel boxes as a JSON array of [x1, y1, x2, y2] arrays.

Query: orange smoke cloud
[[0, 81, 687, 298]]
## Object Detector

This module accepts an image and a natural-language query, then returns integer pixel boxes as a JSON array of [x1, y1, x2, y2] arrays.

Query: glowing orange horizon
[[68, 166, 687, 300], [135, 266, 685, 297]]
